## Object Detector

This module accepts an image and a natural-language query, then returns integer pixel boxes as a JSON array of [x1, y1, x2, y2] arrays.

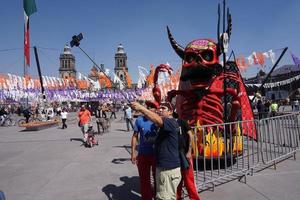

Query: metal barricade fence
[[191, 112, 300, 193], [259, 112, 300, 166]]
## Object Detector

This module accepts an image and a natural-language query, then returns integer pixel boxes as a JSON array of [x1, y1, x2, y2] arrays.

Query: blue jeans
[[81, 124, 89, 142], [125, 118, 134, 131]]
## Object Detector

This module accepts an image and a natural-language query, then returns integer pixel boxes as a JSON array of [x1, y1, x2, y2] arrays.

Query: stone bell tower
[[114, 44, 128, 86], [59, 44, 77, 79]]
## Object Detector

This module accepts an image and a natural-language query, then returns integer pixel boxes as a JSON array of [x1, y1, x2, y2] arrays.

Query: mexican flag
[[24, 0, 37, 67]]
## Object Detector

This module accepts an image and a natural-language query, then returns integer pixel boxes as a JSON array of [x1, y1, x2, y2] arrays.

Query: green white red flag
[[24, 0, 37, 66]]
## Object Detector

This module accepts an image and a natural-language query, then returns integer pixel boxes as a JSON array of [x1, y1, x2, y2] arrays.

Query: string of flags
[[1, 52, 299, 103], [246, 73, 300, 89], [244, 52, 300, 88], [235, 50, 276, 71]]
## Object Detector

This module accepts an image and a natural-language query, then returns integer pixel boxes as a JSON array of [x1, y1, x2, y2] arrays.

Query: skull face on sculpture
[[167, 27, 223, 89], [182, 39, 222, 88], [183, 39, 219, 67]]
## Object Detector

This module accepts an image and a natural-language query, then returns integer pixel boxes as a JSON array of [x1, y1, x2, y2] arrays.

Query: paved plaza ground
[[0, 111, 300, 200]]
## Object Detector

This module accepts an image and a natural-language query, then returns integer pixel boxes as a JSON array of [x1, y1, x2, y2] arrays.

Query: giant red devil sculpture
[[164, 14, 256, 157]]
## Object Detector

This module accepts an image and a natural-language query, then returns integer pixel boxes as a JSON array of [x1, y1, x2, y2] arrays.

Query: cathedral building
[[58, 43, 133, 89]]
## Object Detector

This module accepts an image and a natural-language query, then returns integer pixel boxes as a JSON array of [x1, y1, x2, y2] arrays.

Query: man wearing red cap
[[131, 101, 159, 200]]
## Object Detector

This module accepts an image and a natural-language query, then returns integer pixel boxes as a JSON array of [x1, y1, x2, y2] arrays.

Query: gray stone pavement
[[0, 112, 299, 200]]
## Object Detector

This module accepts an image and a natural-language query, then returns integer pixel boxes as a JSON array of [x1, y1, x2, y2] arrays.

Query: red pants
[[177, 158, 200, 200], [137, 154, 156, 200]]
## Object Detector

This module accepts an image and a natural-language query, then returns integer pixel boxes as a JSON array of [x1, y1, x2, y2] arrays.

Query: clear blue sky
[[0, 0, 300, 82]]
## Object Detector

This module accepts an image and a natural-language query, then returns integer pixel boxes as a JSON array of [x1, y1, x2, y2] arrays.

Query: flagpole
[[222, 0, 228, 122], [23, 45, 26, 77], [250, 47, 288, 103], [23, 0, 37, 107], [23, 18, 28, 107], [23, 15, 26, 77]]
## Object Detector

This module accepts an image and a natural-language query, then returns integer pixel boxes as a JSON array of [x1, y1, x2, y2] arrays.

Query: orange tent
[[98, 73, 112, 88], [123, 66, 132, 88]]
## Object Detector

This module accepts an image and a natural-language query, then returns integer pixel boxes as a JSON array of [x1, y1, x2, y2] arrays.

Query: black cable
[[0, 47, 23, 53]]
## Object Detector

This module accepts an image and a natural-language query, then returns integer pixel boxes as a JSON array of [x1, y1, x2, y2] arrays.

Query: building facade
[[245, 64, 300, 101], [59, 44, 77, 79]]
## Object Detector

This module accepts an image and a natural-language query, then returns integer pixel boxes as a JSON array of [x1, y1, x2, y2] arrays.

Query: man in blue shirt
[[131, 101, 181, 200], [131, 100, 159, 200]]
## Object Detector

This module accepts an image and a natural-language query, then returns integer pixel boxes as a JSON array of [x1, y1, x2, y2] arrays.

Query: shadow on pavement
[[113, 145, 131, 148], [102, 176, 140, 200], [111, 158, 131, 164], [113, 145, 131, 154], [19, 129, 34, 132], [70, 138, 85, 144], [115, 128, 128, 132]]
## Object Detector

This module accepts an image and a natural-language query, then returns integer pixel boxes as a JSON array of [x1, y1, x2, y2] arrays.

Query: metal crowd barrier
[[191, 112, 300, 193], [259, 113, 300, 166]]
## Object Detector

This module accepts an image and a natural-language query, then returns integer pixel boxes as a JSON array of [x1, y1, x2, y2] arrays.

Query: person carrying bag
[[176, 118, 200, 200], [178, 125, 190, 170]]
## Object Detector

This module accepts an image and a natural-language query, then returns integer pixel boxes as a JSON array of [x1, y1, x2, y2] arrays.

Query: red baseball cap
[[145, 100, 159, 109]]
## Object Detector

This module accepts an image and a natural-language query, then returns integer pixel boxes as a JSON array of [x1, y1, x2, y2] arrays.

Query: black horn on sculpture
[[167, 26, 185, 60]]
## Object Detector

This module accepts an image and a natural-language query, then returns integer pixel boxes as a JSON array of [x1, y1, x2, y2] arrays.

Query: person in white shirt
[[47, 107, 54, 121], [124, 105, 134, 131], [61, 108, 68, 129]]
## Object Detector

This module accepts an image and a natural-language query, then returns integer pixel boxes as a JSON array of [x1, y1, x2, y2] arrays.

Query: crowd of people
[[255, 98, 300, 119], [0, 103, 69, 123], [0, 100, 122, 127], [77, 101, 136, 141]]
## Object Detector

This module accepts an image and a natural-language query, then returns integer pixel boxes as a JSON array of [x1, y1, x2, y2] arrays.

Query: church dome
[[116, 44, 125, 54], [63, 44, 72, 55]]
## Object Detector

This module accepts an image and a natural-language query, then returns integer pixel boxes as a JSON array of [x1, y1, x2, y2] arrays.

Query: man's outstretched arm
[[130, 102, 163, 127]]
